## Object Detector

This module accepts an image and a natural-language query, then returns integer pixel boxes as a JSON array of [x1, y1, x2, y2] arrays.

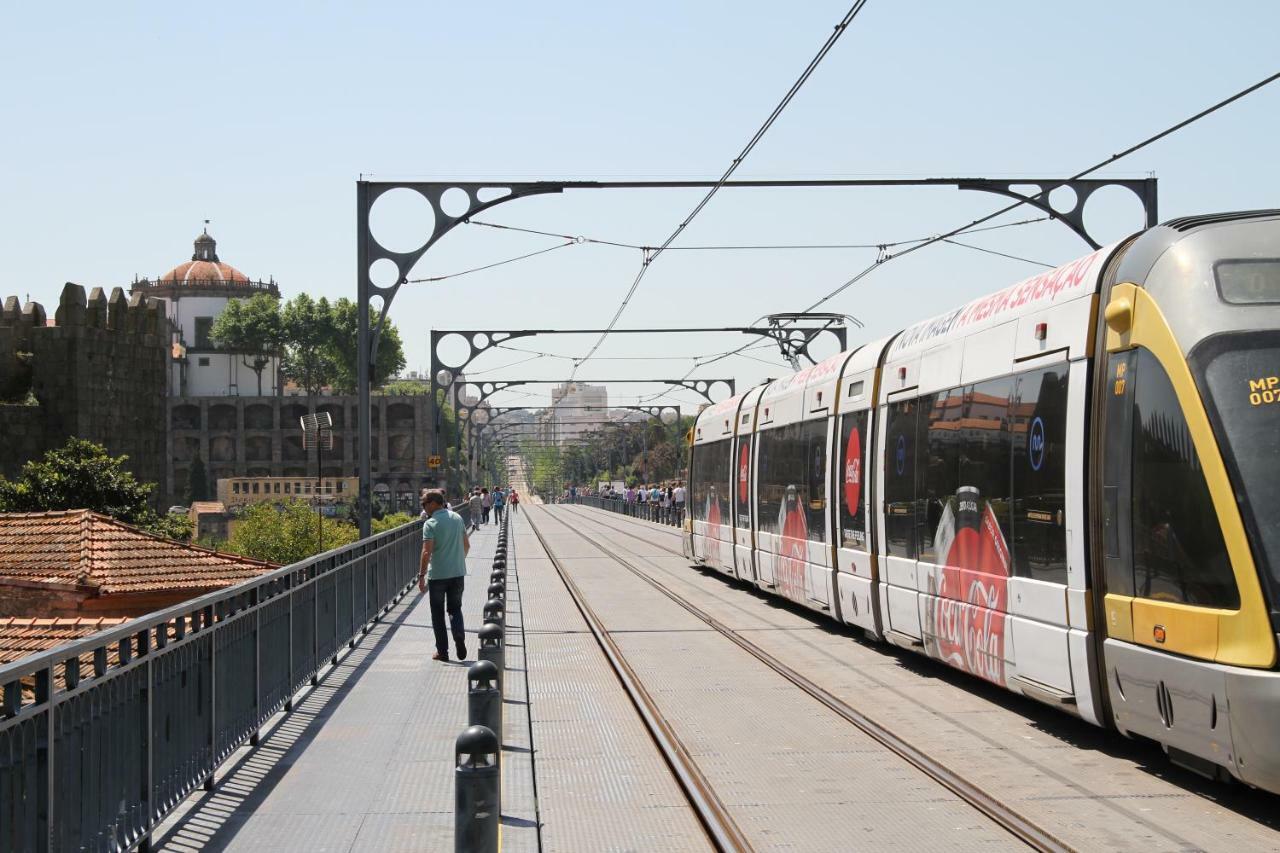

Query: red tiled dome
[[159, 229, 251, 284], [160, 258, 250, 284]]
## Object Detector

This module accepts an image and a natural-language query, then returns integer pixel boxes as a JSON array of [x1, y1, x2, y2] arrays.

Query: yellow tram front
[[1095, 209, 1280, 790]]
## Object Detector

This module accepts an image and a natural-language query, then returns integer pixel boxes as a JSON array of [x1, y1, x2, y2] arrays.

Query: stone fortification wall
[[169, 394, 439, 511], [0, 283, 170, 494]]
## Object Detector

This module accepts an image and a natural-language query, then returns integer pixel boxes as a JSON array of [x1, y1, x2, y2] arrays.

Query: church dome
[[133, 228, 279, 296], [159, 230, 250, 284]]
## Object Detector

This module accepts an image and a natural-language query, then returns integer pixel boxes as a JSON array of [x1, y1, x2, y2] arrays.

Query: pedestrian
[[673, 480, 686, 521], [510, 489, 520, 513], [468, 487, 483, 532], [481, 487, 492, 525], [418, 490, 470, 662], [493, 487, 506, 524]]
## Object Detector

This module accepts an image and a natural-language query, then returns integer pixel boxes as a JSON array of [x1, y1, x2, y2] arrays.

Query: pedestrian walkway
[[153, 519, 536, 853]]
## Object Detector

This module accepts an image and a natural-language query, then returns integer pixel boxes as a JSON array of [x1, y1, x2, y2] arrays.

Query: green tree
[[224, 499, 359, 564], [328, 298, 407, 394], [378, 379, 430, 396], [0, 438, 192, 540], [185, 456, 211, 504], [371, 511, 415, 533], [281, 294, 338, 396], [209, 293, 283, 395]]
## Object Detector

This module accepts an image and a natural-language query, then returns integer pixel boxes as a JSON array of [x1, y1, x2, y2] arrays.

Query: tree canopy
[[272, 294, 407, 396], [209, 292, 283, 395], [0, 438, 192, 540], [224, 499, 359, 564]]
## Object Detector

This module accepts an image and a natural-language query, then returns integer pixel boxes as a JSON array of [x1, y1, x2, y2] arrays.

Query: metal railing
[[0, 515, 431, 852], [569, 495, 685, 528]]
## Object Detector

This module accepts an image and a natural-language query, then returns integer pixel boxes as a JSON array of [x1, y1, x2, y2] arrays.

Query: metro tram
[[683, 209, 1280, 792]]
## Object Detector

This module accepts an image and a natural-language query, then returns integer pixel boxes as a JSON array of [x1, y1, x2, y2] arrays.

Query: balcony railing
[[0, 509, 443, 852]]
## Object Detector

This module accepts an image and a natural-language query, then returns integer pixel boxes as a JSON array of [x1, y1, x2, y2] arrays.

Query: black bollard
[[482, 597, 504, 629], [487, 581, 505, 601], [467, 660, 502, 746], [477, 622, 505, 691], [455, 725, 500, 853], [492, 557, 506, 570], [489, 570, 505, 586]]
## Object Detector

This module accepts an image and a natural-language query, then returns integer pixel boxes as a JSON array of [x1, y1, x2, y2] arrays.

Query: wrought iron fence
[[0, 514, 431, 852], [572, 494, 684, 528]]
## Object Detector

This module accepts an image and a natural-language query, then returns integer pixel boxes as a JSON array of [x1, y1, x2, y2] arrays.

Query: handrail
[[0, 505, 454, 852]]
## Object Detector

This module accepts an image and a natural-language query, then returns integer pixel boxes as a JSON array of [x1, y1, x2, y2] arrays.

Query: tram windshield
[[1195, 331, 1280, 614]]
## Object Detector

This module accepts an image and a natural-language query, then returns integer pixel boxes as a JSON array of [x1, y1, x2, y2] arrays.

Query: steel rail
[[557, 504, 1076, 853], [523, 508, 754, 853]]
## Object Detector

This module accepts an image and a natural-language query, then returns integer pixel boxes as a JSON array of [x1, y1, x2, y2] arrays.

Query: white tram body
[[684, 210, 1280, 792]]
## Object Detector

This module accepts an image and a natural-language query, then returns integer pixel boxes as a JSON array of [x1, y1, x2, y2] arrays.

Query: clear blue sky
[[3, 2, 1277, 410]]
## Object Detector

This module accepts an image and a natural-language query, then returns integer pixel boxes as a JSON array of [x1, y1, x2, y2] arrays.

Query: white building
[[132, 230, 282, 397], [541, 382, 608, 445]]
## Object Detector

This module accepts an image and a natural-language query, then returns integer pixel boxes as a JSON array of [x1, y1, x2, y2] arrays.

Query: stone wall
[[0, 283, 170, 495], [169, 394, 441, 510]]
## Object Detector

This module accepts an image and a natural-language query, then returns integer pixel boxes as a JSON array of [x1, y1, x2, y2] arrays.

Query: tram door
[[1100, 346, 1236, 766]]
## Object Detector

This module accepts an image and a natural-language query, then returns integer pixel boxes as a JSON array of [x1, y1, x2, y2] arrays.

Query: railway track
[[524, 504, 1074, 853]]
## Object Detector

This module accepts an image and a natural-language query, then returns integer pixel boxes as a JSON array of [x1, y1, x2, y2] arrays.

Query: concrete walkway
[[153, 519, 536, 852]]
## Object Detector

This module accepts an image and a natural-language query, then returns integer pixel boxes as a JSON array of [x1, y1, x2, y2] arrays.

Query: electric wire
[[406, 240, 577, 283], [800, 67, 1280, 312], [570, 0, 871, 377]]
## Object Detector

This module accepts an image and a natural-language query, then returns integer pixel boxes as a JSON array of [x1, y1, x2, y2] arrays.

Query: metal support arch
[[357, 175, 1157, 533]]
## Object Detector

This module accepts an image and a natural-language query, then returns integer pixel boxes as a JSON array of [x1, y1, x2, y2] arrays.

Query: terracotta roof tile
[[0, 615, 131, 666], [0, 510, 277, 596]]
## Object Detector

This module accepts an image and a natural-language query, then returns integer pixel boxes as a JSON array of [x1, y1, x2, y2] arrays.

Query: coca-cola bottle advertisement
[[776, 484, 809, 602], [924, 485, 1011, 685]]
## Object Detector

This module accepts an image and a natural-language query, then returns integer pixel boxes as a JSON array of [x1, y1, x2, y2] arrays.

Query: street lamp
[[300, 412, 334, 552]]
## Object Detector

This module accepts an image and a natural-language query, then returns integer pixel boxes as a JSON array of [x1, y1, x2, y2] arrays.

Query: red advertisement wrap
[[776, 486, 809, 603], [843, 426, 862, 512], [927, 486, 1010, 686], [738, 443, 750, 504]]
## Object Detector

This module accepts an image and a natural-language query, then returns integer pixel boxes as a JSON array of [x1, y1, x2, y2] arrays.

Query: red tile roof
[[0, 616, 131, 665], [0, 510, 277, 596]]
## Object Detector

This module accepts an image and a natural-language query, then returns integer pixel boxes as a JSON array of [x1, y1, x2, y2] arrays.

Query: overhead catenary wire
[[569, 0, 871, 377], [801, 67, 1280, 312]]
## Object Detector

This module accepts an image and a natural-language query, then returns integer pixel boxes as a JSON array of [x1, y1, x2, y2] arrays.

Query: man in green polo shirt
[[419, 490, 470, 662]]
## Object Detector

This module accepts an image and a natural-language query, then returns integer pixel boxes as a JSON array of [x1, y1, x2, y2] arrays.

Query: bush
[[224, 499, 360, 565]]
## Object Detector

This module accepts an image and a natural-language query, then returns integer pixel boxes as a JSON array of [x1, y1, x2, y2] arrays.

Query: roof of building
[[0, 510, 276, 596], [189, 501, 226, 515], [0, 616, 131, 666]]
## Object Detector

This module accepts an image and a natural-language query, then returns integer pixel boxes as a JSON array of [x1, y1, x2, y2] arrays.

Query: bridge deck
[[152, 506, 1279, 852]]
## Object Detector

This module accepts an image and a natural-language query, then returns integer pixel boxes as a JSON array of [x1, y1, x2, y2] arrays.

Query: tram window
[[1194, 331, 1280, 607], [756, 421, 827, 542], [920, 391, 961, 564], [690, 438, 731, 529], [883, 399, 918, 558], [1012, 368, 1068, 584], [838, 410, 870, 550], [1103, 351, 1137, 596], [1215, 259, 1280, 304], [1131, 349, 1237, 608]]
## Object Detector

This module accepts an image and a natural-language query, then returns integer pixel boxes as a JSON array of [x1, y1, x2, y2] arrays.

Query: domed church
[[132, 229, 281, 396]]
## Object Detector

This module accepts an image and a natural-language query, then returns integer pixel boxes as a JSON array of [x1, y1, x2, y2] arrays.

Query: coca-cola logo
[[738, 442, 750, 503], [843, 425, 862, 512]]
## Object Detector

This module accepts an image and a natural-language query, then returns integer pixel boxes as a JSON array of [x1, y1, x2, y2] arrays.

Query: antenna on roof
[[203, 218, 210, 234]]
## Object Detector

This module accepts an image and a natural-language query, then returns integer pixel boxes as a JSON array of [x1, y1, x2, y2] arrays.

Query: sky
[[3, 1, 1278, 414]]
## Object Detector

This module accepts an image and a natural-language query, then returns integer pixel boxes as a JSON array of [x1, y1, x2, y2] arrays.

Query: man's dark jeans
[[427, 576, 466, 657]]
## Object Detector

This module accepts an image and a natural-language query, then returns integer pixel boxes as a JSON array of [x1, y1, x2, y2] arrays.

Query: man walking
[[492, 487, 506, 525], [419, 490, 470, 662], [467, 488, 483, 532], [481, 487, 492, 525]]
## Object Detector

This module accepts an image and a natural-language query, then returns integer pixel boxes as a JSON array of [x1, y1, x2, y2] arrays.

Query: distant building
[[0, 509, 276, 618], [540, 382, 608, 445], [216, 475, 358, 508], [188, 501, 230, 542], [131, 229, 282, 397]]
